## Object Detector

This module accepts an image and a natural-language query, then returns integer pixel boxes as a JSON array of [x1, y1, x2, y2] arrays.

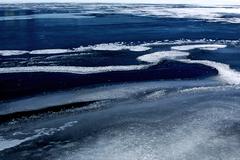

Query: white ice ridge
[[180, 59, 240, 85], [172, 44, 227, 51], [0, 43, 151, 57], [74, 42, 151, 52], [0, 65, 149, 74], [0, 121, 78, 152], [137, 51, 189, 63]]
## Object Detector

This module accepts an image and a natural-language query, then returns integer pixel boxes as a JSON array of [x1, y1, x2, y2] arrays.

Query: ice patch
[[74, 43, 151, 52], [144, 90, 166, 100], [58, 105, 240, 160], [0, 64, 149, 74], [172, 44, 227, 51], [118, 5, 240, 24], [0, 121, 78, 152], [0, 137, 26, 152], [137, 51, 189, 63]]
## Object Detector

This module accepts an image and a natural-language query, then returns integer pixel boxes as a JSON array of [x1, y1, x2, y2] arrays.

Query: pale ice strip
[[0, 121, 78, 152], [0, 64, 149, 74], [144, 90, 166, 100], [137, 51, 189, 63], [0, 50, 29, 56], [45, 53, 93, 60], [142, 39, 240, 47], [0, 49, 79, 56], [30, 49, 72, 55], [0, 13, 94, 21], [178, 85, 240, 94], [172, 44, 227, 51], [0, 137, 26, 152], [179, 59, 240, 85]]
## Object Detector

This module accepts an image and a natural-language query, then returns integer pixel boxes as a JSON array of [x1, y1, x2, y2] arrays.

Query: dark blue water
[[1, 13, 240, 50], [0, 3, 240, 160]]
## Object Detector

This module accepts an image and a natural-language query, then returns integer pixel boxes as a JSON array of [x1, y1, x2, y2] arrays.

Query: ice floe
[[137, 51, 189, 63], [172, 44, 227, 51]]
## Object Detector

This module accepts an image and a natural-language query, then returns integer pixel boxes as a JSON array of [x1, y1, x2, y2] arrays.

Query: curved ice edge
[[169, 45, 240, 86], [0, 121, 78, 152], [0, 65, 150, 74], [179, 59, 240, 85], [136, 43, 240, 85]]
